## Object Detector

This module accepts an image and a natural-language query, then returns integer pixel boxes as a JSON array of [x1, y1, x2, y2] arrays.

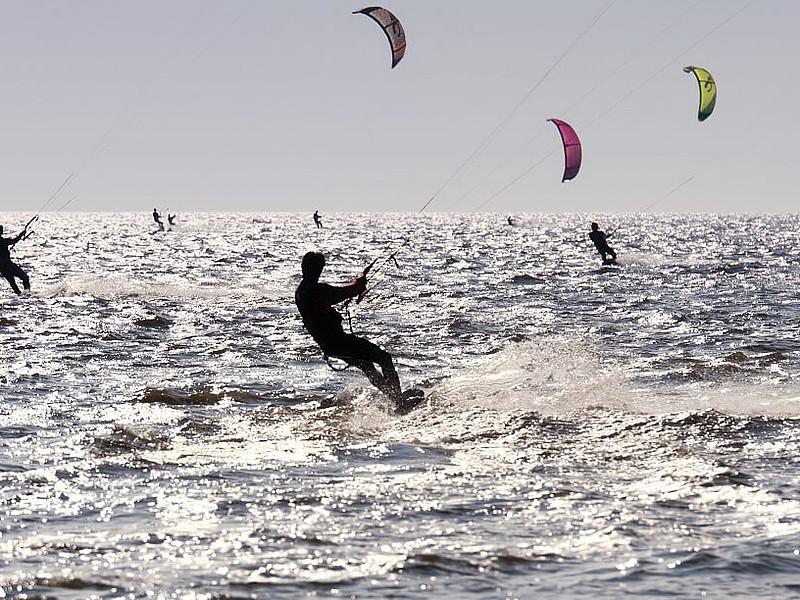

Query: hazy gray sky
[[0, 1, 795, 214]]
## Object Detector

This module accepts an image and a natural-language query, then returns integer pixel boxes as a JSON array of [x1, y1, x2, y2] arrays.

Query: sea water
[[1, 212, 800, 599]]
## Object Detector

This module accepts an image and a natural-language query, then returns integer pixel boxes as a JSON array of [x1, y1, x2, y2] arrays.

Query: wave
[[426, 337, 800, 418], [430, 336, 629, 414], [616, 251, 668, 266], [135, 387, 229, 406], [92, 423, 171, 455], [35, 275, 277, 301]]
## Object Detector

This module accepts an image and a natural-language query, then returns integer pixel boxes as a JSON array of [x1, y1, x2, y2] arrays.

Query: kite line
[[418, 0, 619, 214], [349, 0, 620, 308], [470, 0, 753, 213]]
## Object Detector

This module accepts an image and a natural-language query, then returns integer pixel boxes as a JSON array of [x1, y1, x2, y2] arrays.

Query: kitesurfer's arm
[[318, 277, 366, 306], [8, 231, 25, 246]]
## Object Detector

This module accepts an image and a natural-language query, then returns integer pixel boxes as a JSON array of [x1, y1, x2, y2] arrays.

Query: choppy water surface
[[2, 212, 800, 599]]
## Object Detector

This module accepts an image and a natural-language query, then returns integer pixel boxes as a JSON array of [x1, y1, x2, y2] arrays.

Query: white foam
[[615, 251, 668, 266], [37, 275, 270, 301], [432, 336, 629, 415], [429, 336, 800, 418]]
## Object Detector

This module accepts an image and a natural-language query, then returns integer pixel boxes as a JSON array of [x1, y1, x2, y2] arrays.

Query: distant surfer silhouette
[[0, 224, 31, 295], [167, 214, 176, 227], [313, 210, 323, 229], [589, 222, 617, 264], [153, 208, 164, 231], [295, 251, 422, 412], [507, 216, 516, 226]]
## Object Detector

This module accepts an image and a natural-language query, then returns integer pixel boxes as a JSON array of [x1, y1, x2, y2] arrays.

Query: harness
[[324, 303, 359, 372]]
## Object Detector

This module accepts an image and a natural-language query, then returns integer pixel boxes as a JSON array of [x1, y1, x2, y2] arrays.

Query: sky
[[0, 0, 796, 214]]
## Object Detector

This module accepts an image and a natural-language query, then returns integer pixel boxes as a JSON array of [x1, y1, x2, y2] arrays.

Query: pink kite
[[547, 118, 582, 182]]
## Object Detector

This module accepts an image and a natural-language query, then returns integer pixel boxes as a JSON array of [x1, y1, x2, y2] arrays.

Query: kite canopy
[[683, 66, 717, 122], [353, 7, 406, 69], [547, 118, 582, 182]]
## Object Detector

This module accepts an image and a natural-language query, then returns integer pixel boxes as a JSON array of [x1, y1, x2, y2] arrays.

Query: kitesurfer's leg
[[373, 349, 401, 399], [351, 359, 401, 400], [2, 272, 21, 295], [338, 335, 402, 402], [10, 263, 29, 291]]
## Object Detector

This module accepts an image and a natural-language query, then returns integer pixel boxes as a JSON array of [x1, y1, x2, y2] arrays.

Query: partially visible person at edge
[[313, 210, 322, 229], [0, 224, 31, 295], [153, 208, 164, 231], [295, 251, 419, 412], [589, 222, 617, 263]]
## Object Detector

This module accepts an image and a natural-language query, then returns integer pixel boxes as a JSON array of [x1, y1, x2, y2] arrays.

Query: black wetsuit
[[295, 275, 401, 400], [0, 232, 30, 295], [589, 228, 617, 263], [313, 212, 322, 228]]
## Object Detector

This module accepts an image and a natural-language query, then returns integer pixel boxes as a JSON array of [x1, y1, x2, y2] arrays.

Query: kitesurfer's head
[[591, 222, 599, 231], [302, 251, 325, 281]]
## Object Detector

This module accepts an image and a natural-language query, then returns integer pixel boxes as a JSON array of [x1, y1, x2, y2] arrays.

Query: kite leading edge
[[548, 118, 582, 182], [683, 66, 717, 122], [353, 7, 406, 69]]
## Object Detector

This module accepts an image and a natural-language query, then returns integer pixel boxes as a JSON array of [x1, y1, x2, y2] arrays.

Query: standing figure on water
[[313, 210, 323, 229], [294, 251, 422, 413], [0, 224, 31, 295], [589, 222, 617, 265], [153, 208, 164, 231]]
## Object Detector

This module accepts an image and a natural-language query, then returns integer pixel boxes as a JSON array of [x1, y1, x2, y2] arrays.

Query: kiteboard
[[602, 258, 618, 266], [395, 388, 427, 415], [318, 387, 427, 415]]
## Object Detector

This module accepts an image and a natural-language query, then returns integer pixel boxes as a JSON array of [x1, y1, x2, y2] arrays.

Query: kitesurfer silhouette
[[167, 214, 176, 227], [589, 222, 617, 264], [153, 208, 164, 231], [295, 251, 422, 412], [313, 210, 323, 229], [0, 224, 31, 295]]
